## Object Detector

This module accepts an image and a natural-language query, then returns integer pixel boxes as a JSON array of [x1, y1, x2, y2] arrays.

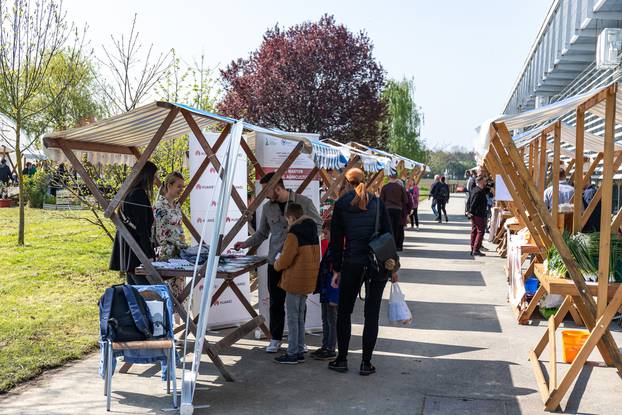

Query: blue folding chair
[[100, 284, 177, 411]]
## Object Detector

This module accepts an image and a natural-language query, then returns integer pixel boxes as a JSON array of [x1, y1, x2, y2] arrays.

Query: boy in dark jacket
[[311, 220, 339, 360], [273, 203, 321, 364]]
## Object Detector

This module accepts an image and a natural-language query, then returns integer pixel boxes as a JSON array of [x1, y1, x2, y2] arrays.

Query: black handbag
[[367, 197, 397, 280]]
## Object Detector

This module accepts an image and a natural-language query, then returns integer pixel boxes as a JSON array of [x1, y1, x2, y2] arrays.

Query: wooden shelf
[[534, 263, 621, 300]]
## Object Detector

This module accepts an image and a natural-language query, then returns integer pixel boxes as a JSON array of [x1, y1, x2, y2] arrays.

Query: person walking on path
[[429, 174, 440, 217], [407, 179, 420, 229], [380, 170, 410, 251], [431, 176, 450, 223], [273, 203, 321, 365], [329, 168, 398, 376], [466, 175, 490, 256], [234, 172, 322, 353]]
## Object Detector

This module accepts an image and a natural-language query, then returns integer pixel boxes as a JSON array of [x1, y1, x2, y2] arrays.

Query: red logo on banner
[[209, 167, 217, 174]]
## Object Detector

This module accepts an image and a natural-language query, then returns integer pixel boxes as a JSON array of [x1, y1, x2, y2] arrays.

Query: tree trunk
[[15, 117, 25, 245]]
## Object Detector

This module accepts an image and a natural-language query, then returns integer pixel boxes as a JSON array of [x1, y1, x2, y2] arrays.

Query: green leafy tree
[[427, 146, 476, 179], [380, 78, 427, 162], [29, 52, 104, 135], [0, 0, 88, 245]]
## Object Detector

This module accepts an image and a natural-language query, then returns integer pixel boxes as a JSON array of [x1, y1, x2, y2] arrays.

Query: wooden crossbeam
[[296, 167, 319, 194], [320, 155, 360, 203], [43, 137, 135, 155], [580, 151, 622, 229], [240, 137, 265, 178], [181, 111, 248, 219], [179, 124, 231, 204], [221, 142, 304, 251], [583, 152, 603, 182], [104, 108, 179, 217]]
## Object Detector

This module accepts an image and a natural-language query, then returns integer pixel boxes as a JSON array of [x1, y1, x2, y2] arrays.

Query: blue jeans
[[321, 302, 338, 351], [286, 293, 307, 356]]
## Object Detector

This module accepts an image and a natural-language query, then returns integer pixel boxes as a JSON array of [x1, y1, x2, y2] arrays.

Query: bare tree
[[0, 0, 88, 245], [97, 14, 171, 114]]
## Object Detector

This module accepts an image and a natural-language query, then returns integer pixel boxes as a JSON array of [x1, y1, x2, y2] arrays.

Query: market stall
[[42, 101, 345, 384], [479, 82, 622, 411]]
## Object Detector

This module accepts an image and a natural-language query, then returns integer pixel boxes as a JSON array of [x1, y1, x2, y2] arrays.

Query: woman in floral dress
[[154, 172, 188, 305]]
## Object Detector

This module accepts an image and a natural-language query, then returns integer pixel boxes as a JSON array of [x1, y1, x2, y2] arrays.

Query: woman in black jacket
[[110, 161, 158, 284], [329, 168, 396, 376]]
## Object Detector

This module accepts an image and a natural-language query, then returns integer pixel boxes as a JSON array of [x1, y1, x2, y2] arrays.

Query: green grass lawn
[[0, 208, 121, 392]]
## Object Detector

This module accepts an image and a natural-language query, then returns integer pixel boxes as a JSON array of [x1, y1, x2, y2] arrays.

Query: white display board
[[189, 132, 250, 329], [495, 174, 512, 201], [254, 132, 322, 334]]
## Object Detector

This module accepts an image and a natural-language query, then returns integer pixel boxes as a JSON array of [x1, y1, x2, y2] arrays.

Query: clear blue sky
[[64, 0, 552, 149]]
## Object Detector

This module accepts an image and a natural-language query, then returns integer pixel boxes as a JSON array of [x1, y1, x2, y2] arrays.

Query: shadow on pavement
[[408, 269, 486, 287]]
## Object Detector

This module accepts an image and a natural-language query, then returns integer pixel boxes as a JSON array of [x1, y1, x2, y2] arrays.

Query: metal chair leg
[[103, 344, 108, 397], [166, 351, 171, 394], [106, 340, 113, 411], [171, 345, 177, 409]]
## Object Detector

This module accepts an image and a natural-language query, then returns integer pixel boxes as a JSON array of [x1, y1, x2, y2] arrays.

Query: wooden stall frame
[[44, 107, 336, 382], [486, 83, 622, 411]]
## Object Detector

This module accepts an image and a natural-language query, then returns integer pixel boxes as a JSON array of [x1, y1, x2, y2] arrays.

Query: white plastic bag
[[388, 283, 413, 325]]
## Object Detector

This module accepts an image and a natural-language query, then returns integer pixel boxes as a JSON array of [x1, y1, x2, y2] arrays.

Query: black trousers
[[268, 264, 286, 341], [336, 262, 387, 363], [409, 208, 419, 227], [387, 208, 404, 250], [436, 202, 448, 222]]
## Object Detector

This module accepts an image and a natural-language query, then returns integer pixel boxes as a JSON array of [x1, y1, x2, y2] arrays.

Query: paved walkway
[[1, 194, 621, 414]]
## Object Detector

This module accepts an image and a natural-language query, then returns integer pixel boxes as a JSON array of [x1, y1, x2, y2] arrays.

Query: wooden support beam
[[548, 317, 557, 392], [583, 152, 603, 183], [104, 108, 179, 217], [539, 133, 547, 194], [597, 85, 616, 317], [296, 166, 319, 194], [574, 108, 585, 233], [552, 122, 561, 225], [240, 137, 265, 178], [43, 137, 135, 155]]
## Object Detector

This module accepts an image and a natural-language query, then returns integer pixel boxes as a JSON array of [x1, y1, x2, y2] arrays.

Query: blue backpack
[[99, 285, 154, 342]]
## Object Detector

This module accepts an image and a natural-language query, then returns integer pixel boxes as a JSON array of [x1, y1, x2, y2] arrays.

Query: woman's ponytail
[[345, 168, 369, 210]]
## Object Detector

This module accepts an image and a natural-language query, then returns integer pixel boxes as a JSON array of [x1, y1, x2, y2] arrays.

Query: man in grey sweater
[[234, 172, 322, 352]]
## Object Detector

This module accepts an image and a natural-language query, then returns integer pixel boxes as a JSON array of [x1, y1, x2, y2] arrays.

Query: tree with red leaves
[[219, 15, 385, 146]]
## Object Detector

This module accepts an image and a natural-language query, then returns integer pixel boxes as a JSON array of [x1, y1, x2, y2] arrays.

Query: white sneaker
[[266, 340, 282, 353]]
